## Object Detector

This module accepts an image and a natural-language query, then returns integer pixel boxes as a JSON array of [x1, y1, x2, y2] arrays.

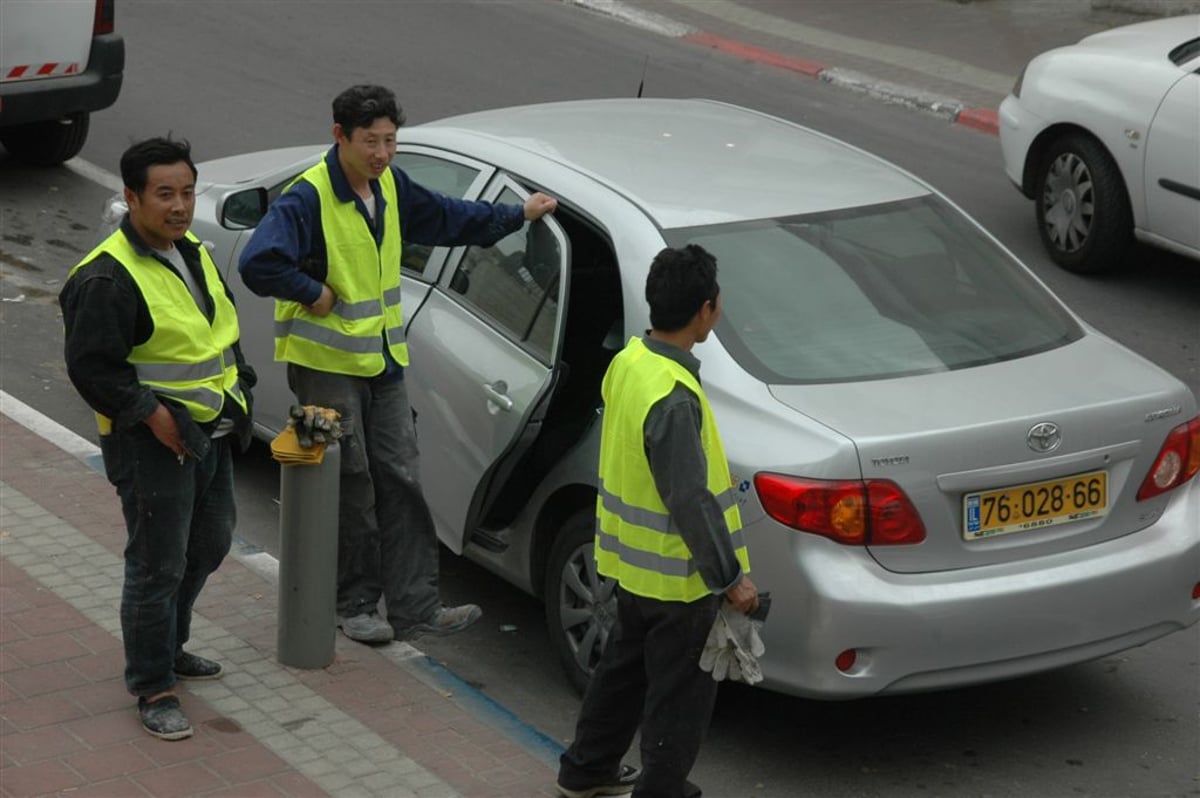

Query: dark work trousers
[[559, 587, 722, 798], [287, 364, 441, 631], [100, 425, 234, 697]]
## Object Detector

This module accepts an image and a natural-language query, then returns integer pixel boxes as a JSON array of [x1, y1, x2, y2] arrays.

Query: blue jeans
[[100, 424, 234, 697], [287, 364, 441, 631]]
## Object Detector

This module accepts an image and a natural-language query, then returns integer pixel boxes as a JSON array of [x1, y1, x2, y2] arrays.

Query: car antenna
[[636, 55, 649, 98]]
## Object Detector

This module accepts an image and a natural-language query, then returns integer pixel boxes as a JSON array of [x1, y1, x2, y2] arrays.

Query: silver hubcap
[[1042, 152, 1094, 254], [556, 543, 616, 676]]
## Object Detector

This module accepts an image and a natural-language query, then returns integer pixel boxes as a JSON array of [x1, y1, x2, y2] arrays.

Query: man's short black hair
[[120, 137, 197, 195], [332, 85, 405, 135], [645, 244, 720, 332]]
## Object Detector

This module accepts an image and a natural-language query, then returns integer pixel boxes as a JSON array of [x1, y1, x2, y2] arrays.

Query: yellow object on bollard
[[269, 405, 343, 465], [270, 426, 326, 465]]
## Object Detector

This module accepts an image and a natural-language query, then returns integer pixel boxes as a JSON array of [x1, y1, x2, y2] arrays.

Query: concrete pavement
[[0, 393, 562, 797]]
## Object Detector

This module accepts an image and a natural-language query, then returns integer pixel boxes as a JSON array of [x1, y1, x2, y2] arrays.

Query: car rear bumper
[[753, 477, 1200, 699], [0, 34, 124, 127]]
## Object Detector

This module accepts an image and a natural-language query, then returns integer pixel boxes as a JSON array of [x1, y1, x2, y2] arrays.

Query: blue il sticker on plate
[[965, 494, 981, 535]]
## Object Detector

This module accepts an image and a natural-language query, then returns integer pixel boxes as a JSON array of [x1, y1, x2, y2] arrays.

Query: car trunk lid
[[767, 335, 1194, 573]]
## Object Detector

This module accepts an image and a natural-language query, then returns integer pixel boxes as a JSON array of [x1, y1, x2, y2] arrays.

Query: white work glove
[[698, 601, 766, 685], [699, 609, 733, 679], [723, 602, 766, 684]]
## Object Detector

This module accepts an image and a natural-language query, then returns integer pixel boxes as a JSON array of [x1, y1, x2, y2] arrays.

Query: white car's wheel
[[1034, 133, 1132, 274], [544, 508, 616, 694]]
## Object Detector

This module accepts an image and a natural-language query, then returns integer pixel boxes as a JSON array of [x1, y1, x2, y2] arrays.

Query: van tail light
[[754, 473, 926, 545], [94, 0, 115, 35], [1137, 416, 1200, 501]]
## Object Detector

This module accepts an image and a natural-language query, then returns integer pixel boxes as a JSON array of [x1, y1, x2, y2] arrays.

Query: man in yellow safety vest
[[239, 85, 557, 645], [556, 244, 759, 798], [61, 137, 256, 741]]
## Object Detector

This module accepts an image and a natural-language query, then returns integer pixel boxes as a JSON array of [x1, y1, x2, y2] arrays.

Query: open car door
[[404, 177, 570, 553]]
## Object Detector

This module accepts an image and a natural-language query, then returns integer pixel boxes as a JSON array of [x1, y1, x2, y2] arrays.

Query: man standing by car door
[[60, 137, 256, 741], [556, 244, 759, 798], [238, 84, 556, 645]]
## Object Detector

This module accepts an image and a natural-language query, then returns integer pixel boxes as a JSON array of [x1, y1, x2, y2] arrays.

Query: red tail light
[[1137, 416, 1200, 501], [754, 473, 926, 545], [93, 0, 115, 35]]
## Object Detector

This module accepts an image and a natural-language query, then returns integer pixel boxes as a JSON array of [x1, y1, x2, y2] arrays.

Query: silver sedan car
[[166, 99, 1200, 698]]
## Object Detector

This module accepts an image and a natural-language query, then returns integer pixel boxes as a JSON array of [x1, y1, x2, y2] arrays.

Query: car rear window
[[664, 197, 1083, 384]]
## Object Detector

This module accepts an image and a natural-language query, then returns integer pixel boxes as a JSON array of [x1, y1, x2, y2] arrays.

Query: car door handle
[[482, 380, 513, 412]]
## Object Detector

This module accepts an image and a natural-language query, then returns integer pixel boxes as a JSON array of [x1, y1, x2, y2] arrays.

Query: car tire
[[1034, 133, 1132, 274], [544, 507, 616, 695], [0, 113, 90, 167]]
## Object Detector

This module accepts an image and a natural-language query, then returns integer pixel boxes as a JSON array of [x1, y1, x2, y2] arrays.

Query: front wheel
[[1034, 133, 1131, 274], [544, 508, 616, 695]]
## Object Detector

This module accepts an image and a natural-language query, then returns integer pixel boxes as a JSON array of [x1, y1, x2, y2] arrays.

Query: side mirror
[[219, 187, 269, 230], [100, 194, 127, 232]]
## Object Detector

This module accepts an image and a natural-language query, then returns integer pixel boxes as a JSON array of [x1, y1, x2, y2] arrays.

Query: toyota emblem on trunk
[[1027, 422, 1061, 453]]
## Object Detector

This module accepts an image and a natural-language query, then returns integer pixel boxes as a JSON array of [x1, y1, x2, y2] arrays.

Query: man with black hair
[[239, 84, 557, 644], [61, 136, 257, 741], [556, 244, 759, 798]]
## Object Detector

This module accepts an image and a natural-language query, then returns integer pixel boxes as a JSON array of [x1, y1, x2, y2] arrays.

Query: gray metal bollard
[[276, 441, 340, 669]]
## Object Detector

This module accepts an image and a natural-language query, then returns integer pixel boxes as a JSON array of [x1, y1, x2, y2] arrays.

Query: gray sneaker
[[395, 604, 482, 641], [337, 611, 394, 644], [556, 764, 641, 797], [174, 651, 223, 680], [138, 695, 193, 741]]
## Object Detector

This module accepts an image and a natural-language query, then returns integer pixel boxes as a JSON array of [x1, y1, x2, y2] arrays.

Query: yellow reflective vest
[[595, 336, 750, 602], [273, 160, 408, 375], [70, 229, 247, 431]]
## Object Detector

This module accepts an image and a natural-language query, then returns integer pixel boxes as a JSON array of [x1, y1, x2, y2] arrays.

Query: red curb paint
[[684, 31, 829, 77], [956, 107, 999, 136]]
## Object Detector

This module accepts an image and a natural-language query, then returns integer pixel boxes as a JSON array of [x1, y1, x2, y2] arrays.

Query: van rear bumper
[[0, 34, 124, 126]]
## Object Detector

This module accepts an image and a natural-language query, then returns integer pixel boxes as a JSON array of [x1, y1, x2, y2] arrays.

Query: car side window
[[393, 152, 483, 280], [448, 186, 563, 362]]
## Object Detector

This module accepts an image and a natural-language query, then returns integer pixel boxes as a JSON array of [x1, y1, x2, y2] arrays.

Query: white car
[[0, 0, 123, 165], [999, 15, 1200, 274]]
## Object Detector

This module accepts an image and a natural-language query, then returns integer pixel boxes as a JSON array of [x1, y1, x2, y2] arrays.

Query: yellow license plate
[[963, 470, 1107, 540]]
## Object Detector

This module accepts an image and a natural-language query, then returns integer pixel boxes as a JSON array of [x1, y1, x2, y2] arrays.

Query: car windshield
[[664, 196, 1083, 384]]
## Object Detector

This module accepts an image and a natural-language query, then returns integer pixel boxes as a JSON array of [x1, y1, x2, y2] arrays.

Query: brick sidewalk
[[0, 413, 561, 797]]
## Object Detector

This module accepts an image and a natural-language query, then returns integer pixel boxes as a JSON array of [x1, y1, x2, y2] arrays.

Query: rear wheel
[[0, 112, 90, 166], [544, 508, 616, 694], [1034, 133, 1131, 274]]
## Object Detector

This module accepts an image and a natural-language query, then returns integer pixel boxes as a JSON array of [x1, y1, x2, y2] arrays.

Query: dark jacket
[[59, 216, 257, 451]]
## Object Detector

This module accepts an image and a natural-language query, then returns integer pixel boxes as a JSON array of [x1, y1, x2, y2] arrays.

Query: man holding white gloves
[[556, 245, 759, 798]]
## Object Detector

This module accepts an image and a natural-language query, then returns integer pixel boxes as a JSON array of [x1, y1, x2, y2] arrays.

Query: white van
[[0, 0, 124, 165]]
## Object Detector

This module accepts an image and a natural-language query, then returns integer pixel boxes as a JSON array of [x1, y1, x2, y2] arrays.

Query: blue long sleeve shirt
[[238, 146, 525, 308]]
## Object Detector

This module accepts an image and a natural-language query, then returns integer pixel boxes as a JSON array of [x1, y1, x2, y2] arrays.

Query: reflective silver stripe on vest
[[600, 486, 672, 533], [384, 286, 401, 305], [153, 385, 224, 413], [332, 296, 384, 321], [275, 318, 381, 355], [596, 529, 698, 578], [386, 324, 407, 345], [222, 347, 236, 366], [134, 357, 224, 383], [598, 484, 746, 548]]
